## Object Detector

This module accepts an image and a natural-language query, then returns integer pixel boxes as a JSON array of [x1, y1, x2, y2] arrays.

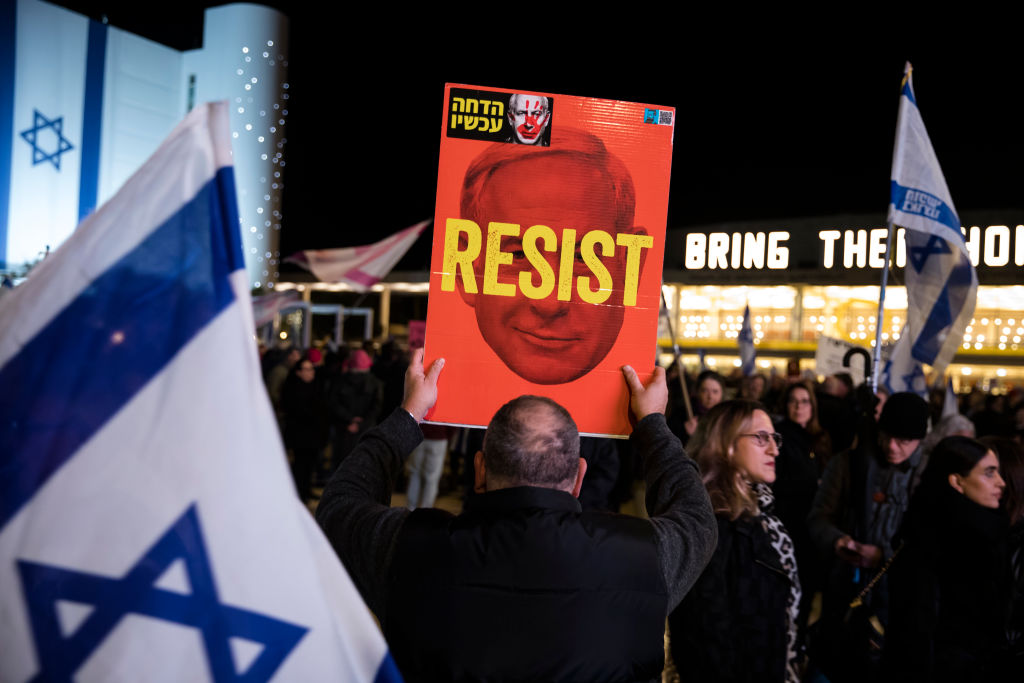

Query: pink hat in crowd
[[344, 349, 374, 371]]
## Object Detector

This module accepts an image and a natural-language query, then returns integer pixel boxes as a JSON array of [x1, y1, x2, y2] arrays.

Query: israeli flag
[[0, 103, 400, 682], [888, 62, 977, 379], [738, 304, 756, 376], [288, 219, 431, 291]]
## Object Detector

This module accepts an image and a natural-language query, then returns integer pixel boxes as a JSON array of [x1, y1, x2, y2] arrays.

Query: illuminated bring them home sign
[[684, 225, 1024, 271]]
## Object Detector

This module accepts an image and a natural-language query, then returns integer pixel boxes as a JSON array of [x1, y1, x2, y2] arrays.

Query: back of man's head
[[483, 396, 580, 491]]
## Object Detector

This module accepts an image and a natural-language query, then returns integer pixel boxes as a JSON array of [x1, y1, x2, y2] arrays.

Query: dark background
[[55, 4, 1024, 274]]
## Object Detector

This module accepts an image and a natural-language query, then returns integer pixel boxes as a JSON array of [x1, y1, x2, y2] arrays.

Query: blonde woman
[[668, 400, 802, 683]]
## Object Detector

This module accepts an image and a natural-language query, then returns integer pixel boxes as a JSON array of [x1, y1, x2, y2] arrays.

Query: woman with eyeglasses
[[668, 399, 802, 683], [881, 436, 1010, 683], [773, 381, 833, 639]]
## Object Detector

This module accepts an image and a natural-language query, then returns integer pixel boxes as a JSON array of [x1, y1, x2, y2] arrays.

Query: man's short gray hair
[[483, 396, 580, 489]]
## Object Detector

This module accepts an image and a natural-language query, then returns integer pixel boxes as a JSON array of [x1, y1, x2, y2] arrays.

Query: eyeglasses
[[787, 398, 812, 406], [738, 431, 783, 448], [880, 434, 917, 448]]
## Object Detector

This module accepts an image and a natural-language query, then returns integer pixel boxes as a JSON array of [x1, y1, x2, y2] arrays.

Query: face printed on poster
[[444, 132, 650, 384]]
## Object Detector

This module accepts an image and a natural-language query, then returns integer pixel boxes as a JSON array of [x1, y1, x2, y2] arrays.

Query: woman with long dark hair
[[669, 399, 802, 682], [773, 381, 832, 634], [670, 370, 727, 446], [882, 435, 1009, 682], [981, 436, 1024, 676]]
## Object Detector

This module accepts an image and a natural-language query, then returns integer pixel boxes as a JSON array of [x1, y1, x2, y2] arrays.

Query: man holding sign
[[316, 351, 716, 681]]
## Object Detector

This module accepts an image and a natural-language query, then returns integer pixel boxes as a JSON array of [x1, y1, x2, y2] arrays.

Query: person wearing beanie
[[806, 392, 931, 682], [327, 348, 383, 472], [342, 348, 374, 372]]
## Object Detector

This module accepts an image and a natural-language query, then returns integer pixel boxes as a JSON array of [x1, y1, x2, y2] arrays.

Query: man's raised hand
[[622, 365, 668, 426], [402, 349, 445, 422]]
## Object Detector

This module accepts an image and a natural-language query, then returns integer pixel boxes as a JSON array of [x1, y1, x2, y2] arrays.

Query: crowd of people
[[261, 339, 480, 509], [261, 341, 395, 503], [261, 339, 1023, 682], [663, 366, 1024, 683]]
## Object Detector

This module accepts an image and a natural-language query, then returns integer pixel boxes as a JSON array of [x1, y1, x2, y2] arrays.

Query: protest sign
[[815, 335, 869, 386], [424, 84, 674, 436]]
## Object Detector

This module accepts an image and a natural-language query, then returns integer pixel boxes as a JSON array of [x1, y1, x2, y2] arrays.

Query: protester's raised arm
[[402, 349, 445, 422], [316, 349, 444, 617], [623, 364, 716, 610]]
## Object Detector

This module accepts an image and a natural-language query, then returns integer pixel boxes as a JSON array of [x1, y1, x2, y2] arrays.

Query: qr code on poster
[[644, 108, 673, 126]]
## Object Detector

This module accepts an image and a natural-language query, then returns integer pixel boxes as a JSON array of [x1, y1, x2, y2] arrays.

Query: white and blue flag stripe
[[0, 129, 240, 526], [887, 62, 977, 379], [0, 102, 400, 682]]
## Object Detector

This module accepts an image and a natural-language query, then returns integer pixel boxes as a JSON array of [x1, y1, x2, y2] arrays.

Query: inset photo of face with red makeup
[[505, 94, 552, 146]]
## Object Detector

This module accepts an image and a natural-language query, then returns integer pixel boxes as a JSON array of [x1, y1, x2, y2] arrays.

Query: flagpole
[[870, 224, 895, 393], [872, 63, 914, 393], [660, 289, 694, 420]]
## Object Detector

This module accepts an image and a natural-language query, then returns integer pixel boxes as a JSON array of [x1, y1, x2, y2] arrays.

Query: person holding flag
[[809, 63, 971, 682]]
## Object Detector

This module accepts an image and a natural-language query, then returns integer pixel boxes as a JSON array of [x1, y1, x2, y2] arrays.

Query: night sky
[[281, 21, 1024, 273], [56, 5, 1024, 273]]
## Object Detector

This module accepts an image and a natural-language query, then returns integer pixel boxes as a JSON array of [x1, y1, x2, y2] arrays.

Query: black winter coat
[[386, 489, 668, 682], [669, 514, 792, 683], [281, 373, 328, 449], [774, 418, 830, 608], [881, 484, 1010, 683]]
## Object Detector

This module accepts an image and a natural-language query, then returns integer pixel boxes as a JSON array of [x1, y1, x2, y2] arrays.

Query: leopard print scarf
[[754, 482, 802, 683]]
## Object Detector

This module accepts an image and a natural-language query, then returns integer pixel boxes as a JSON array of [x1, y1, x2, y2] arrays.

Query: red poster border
[[423, 84, 674, 436]]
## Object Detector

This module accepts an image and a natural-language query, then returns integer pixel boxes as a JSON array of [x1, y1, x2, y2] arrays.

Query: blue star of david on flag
[[17, 505, 307, 682], [908, 234, 951, 273], [880, 356, 928, 398], [880, 327, 928, 398], [900, 363, 928, 395], [19, 109, 75, 171]]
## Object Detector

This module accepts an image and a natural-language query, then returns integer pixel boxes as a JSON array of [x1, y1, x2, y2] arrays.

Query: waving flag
[[287, 220, 430, 291], [888, 62, 977, 379], [738, 304, 756, 376], [0, 103, 400, 682], [253, 289, 302, 327]]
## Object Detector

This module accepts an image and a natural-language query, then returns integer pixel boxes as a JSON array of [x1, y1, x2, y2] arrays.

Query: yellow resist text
[[440, 218, 653, 306]]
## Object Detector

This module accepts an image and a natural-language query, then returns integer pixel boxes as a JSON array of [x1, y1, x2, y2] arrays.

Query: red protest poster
[[423, 84, 674, 436]]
